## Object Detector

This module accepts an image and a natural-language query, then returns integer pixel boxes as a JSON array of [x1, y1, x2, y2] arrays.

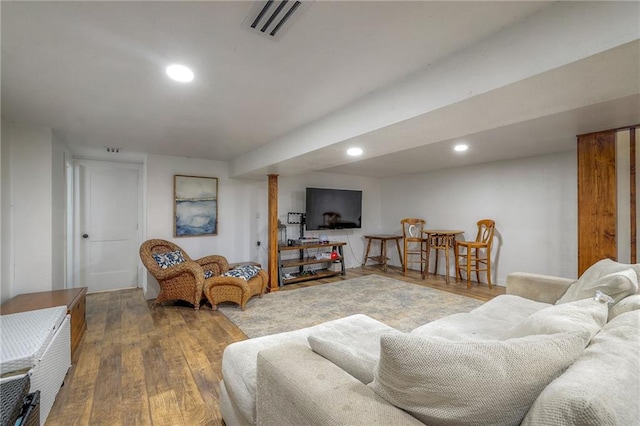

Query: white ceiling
[[2, 1, 639, 179]]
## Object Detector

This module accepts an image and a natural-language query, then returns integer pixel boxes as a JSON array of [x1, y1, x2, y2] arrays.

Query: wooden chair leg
[[424, 240, 431, 279], [486, 250, 493, 289], [403, 241, 408, 276], [475, 248, 481, 284], [466, 248, 472, 289], [454, 243, 461, 281]]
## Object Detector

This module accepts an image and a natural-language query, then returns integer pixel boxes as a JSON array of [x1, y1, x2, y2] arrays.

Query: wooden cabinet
[[278, 241, 346, 286], [1, 287, 87, 361]]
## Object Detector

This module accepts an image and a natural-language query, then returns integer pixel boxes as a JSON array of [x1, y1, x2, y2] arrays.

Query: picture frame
[[174, 175, 218, 237]]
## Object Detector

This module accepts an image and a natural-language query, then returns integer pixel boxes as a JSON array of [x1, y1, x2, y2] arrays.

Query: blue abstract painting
[[174, 175, 218, 236]]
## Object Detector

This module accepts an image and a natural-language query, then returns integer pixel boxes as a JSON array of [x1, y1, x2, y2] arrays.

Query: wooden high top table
[[362, 234, 404, 272], [422, 230, 464, 284]]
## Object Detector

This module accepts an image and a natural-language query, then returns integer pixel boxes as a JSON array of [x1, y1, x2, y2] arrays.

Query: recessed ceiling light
[[454, 144, 468, 152], [347, 147, 363, 156], [166, 64, 194, 82]]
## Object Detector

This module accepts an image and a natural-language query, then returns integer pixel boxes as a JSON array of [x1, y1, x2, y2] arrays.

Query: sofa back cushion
[[369, 299, 608, 426], [522, 310, 640, 425], [556, 266, 637, 305], [370, 331, 593, 426]]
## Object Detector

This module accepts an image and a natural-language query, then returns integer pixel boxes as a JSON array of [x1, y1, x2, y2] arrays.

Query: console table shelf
[[281, 255, 344, 268], [278, 241, 346, 286]]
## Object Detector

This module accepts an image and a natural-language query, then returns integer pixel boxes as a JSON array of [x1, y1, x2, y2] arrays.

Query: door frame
[[71, 159, 144, 290]]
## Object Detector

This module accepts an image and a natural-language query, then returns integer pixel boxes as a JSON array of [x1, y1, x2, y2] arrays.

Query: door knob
[[82, 234, 89, 239]]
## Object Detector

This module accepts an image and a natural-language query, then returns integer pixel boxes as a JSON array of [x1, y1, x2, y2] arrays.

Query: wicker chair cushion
[[152, 250, 186, 269], [204, 270, 215, 279], [223, 265, 260, 281]]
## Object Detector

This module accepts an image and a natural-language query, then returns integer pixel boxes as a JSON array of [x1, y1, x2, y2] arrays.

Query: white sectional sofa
[[220, 259, 640, 425]]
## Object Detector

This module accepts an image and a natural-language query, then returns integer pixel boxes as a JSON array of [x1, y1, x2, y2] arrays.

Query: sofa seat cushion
[[370, 299, 608, 426], [501, 298, 608, 340], [609, 294, 640, 320], [221, 314, 395, 424], [411, 295, 551, 340], [523, 310, 640, 425]]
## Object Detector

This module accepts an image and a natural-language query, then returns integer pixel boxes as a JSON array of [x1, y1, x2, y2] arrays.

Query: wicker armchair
[[139, 239, 227, 310], [203, 258, 269, 311]]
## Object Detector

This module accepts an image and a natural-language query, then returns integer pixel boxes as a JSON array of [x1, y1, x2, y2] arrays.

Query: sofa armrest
[[256, 343, 423, 426], [506, 272, 575, 304]]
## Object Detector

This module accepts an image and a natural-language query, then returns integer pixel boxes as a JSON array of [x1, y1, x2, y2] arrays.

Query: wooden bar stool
[[454, 219, 495, 288], [400, 218, 428, 277]]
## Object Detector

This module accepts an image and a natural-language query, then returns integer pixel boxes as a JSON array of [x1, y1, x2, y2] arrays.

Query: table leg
[[395, 238, 404, 270], [445, 236, 451, 285], [381, 240, 388, 272], [434, 236, 439, 276], [362, 238, 372, 266]]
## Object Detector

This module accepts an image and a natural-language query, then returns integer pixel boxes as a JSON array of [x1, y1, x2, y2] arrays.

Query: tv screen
[[305, 187, 362, 230]]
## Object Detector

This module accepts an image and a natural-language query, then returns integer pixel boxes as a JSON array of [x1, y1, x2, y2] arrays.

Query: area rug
[[217, 274, 483, 338]]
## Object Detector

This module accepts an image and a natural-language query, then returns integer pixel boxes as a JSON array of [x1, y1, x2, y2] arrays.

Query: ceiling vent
[[244, 0, 311, 41]]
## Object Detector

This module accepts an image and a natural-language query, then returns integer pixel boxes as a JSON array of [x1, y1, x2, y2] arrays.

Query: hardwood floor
[[46, 266, 504, 425]]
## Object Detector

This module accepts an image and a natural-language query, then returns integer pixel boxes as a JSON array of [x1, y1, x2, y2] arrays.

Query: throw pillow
[[307, 335, 378, 384], [369, 330, 594, 426], [204, 270, 214, 279], [501, 298, 608, 340], [609, 294, 640, 321], [555, 268, 638, 305], [152, 250, 186, 269], [522, 310, 640, 426], [223, 265, 260, 281]]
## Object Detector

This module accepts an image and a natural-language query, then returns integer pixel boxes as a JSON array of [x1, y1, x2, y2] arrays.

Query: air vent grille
[[244, 0, 309, 41]]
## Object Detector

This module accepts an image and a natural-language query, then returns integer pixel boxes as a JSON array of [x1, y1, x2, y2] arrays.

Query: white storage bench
[[0, 306, 71, 425]]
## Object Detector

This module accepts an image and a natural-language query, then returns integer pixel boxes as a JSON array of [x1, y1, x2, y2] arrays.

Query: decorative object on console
[[174, 175, 218, 237], [139, 239, 228, 310]]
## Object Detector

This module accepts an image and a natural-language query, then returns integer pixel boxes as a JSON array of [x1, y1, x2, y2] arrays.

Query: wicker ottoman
[[204, 269, 269, 311]]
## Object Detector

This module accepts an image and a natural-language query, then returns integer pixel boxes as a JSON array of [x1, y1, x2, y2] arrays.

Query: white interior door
[[77, 161, 141, 293]]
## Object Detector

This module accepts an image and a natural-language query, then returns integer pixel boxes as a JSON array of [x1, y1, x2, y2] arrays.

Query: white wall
[[1, 122, 55, 296], [381, 151, 578, 285], [276, 173, 382, 270], [0, 120, 10, 303], [144, 154, 265, 299], [51, 135, 70, 289]]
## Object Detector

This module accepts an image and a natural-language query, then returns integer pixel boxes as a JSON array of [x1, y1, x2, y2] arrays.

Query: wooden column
[[577, 131, 617, 275], [267, 174, 279, 292]]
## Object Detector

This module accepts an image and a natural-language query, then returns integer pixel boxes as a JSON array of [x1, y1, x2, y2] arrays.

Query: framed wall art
[[174, 175, 218, 237]]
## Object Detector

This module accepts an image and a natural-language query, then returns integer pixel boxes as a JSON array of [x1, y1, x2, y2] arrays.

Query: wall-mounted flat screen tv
[[305, 187, 362, 230]]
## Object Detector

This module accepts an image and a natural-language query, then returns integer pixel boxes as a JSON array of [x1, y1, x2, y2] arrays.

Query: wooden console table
[[362, 234, 404, 272], [1, 287, 87, 360], [278, 241, 346, 286]]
